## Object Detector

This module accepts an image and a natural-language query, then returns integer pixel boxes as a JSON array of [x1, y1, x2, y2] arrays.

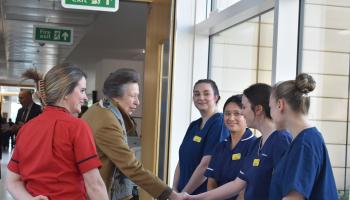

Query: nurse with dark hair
[[184, 83, 292, 200], [205, 94, 256, 200], [269, 73, 337, 200], [173, 79, 229, 195]]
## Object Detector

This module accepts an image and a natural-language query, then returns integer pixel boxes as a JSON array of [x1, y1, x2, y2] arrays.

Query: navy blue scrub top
[[269, 127, 338, 200], [205, 128, 256, 200], [238, 130, 292, 200], [178, 113, 229, 194]]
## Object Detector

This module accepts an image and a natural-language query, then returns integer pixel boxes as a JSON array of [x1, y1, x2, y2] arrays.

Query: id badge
[[232, 153, 241, 160], [253, 159, 260, 167], [193, 135, 202, 143]]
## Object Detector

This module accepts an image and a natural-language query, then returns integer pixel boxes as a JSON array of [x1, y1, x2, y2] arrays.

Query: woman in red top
[[6, 64, 109, 200]]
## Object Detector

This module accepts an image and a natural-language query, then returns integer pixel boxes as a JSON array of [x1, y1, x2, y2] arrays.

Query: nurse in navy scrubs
[[205, 94, 256, 200], [184, 83, 292, 200], [173, 79, 229, 195], [269, 73, 338, 200]]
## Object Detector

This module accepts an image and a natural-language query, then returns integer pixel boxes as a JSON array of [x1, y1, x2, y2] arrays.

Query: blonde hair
[[272, 73, 316, 114], [22, 63, 86, 106]]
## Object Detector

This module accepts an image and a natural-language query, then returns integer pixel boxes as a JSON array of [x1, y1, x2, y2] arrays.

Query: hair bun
[[295, 73, 316, 94]]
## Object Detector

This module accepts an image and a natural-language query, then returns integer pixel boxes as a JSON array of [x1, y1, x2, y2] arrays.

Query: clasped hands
[[169, 191, 195, 200]]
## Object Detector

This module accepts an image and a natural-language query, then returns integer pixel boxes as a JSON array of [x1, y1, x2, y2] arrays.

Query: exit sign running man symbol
[[34, 26, 73, 45]]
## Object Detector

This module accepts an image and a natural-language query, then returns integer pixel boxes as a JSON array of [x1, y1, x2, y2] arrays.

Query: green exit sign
[[33, 26, 73, 45], [62, 0, 119, 12]]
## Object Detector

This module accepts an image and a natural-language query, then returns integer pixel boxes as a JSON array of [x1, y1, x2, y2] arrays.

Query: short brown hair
[[103, 68, 140, 98]]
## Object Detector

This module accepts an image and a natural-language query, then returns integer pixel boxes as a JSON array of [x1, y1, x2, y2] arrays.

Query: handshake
[[169, 191, 196, 200]]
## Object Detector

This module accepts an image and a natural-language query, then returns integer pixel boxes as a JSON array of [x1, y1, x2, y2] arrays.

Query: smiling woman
[[6, 64, 109, 200], [172, 79, 229, 195], [204, 94, 256, 200]]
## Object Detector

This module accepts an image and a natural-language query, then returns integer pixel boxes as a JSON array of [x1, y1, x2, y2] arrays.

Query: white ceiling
[[0, 0, 148, 85], [67, 1, 148, 63]]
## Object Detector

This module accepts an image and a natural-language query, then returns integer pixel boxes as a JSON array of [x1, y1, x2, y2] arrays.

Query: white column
[[272, 0, 300, 83], [169, 0, 206, 184]]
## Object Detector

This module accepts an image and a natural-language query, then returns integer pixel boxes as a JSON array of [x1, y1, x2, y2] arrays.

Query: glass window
[[300, 0, 350, 194], [212, 0, 240, 11], [209, 10, 274, 137], [209, 10, 274, 111]]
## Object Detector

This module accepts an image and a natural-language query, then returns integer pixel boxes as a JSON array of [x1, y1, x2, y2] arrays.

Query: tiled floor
[[0, 149, 15, 200]]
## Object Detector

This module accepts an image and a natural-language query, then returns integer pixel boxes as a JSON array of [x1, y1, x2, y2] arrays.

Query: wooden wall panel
[[140, 0, 173, 199]]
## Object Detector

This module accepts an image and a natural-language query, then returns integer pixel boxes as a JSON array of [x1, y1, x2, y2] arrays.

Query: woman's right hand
[[182, 193, 196, 200], [32, 195, 49, 200]]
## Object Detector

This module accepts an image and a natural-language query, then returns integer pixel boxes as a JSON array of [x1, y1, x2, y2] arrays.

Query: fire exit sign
[[62, 0, 119, 12], [34, 26, 73, 45]]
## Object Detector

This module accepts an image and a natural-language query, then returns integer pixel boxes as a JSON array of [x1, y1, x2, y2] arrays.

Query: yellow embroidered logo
[[253, 159, 260, 167], [193, 136, 202, 143], [231, 153, 241, 160]]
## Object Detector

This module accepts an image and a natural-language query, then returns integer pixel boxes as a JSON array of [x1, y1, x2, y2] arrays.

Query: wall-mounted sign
[[34, 25, 73, 45], [61, 0, 119, 12]]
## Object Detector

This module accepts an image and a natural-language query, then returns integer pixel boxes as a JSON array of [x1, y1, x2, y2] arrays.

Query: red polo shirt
[[8, 106, 102, 200]]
